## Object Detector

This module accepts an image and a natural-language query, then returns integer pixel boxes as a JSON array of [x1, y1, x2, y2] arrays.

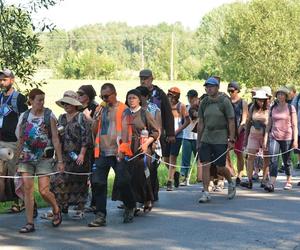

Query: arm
[[76, 115, 90, 165], [160, 91, 175, 138], [196, 118, 204, 151], [139, 112, 159, 153], [154, 109, 162, 139], [263, 113, 272, 150], [291, 106, 298, 149], [175, 105, 191, 136], [50, 117, 64, 171], [239, 100, 248, 134], [228, 118, 236, 149]]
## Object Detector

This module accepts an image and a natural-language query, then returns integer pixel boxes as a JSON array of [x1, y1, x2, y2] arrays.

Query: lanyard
[[0, 91, 14, 106]]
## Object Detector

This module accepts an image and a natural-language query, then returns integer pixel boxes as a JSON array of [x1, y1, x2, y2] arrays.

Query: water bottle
[[140, 128, 149, 145], [69, 151, 78, 161]]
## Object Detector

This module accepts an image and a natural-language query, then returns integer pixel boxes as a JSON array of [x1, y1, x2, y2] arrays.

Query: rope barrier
[[0, 147, 298, 179]]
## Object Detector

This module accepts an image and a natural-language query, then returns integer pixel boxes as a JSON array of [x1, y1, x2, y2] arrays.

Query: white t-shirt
[[182, 105, 197, 140]]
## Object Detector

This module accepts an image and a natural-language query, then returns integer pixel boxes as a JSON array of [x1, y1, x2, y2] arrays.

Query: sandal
[[283, 182, 292, 190], [8, 203, 25, 213], [52, 210, 62, 227], [40, 211, 54, 220], [19, 223, 35, 233]]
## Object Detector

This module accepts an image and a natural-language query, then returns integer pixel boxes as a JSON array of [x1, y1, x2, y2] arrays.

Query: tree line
[[1, 0, 300, 89]]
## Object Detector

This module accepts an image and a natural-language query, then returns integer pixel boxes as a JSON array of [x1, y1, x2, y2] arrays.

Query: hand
[[262, 141, 268, 151], [138, 142, 149, 154], [117, 152, 125, 161], [76, 153, 84, 165], [57, 162, 65, 172], [166, 136, 176, 144], [293, 141, 298, 150], [83, 109, 92, 121]]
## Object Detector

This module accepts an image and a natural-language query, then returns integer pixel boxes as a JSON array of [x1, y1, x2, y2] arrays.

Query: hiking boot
[[123, 207, 134, 223], [227, 182, 236, 199], [88, 212, 106, 227], [166, 181, 173, 191], [240, 180, 253, 189], [174, 171, 180, 188], [235, 177, 241, 186], [199, 191, 211, 203]]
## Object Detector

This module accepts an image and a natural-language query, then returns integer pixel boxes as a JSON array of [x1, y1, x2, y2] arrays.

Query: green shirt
[[198, 94, 234, 144]]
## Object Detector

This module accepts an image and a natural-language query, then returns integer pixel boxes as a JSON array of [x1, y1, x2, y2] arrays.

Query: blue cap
[[204, 77, 219, 86]]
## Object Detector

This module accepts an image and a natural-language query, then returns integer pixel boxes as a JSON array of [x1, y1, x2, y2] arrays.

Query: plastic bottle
[[69, 151, 78, 161], [140, 128, 149, 145]]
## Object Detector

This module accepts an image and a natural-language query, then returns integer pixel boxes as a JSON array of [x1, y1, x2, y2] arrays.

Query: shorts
[[198, 142, 227, 167], [246, 132, 264, 151], [294, 135, 300, 154], [18, 158, 55, 176], [234, 130, 245, 154], [162, 138, 182, 157]]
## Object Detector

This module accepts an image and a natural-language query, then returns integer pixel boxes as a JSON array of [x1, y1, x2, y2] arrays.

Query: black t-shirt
[[0, 92, 28, 142], [80, 101, 98, 118]]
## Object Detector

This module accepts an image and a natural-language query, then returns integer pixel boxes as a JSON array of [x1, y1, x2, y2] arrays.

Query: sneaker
[[123, 207, 134, 223], [174, 172, 180, 188], [166, 180, 173, 191], [283, 182, 292, 190], [88, 212, 106, 227], [179, 178, 188, 186], [264, 183, 274, 192], [235, 177, 241, 186], [240, 180, 253, 189], [228, 182, 236, 199], [214, 180, 224, 192], [208, 181, 215, 192], [199, 191, 211, 203]]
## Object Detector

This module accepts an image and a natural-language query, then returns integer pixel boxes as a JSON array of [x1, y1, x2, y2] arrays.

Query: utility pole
[[170, 31, 174, 81], [141, 37, 144, 69]]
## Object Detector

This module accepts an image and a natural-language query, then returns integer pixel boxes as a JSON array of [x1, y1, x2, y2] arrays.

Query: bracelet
[[57, 160, 63, 163]]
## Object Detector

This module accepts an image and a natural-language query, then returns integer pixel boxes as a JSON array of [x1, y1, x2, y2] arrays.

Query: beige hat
[[261, 86, 273, 97], [56, 90, 83, 109], [275, 86, 289, 98], [253, 90, 268, 99]]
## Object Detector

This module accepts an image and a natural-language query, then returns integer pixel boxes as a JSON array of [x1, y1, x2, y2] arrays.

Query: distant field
[[23, 79, 221, 116]]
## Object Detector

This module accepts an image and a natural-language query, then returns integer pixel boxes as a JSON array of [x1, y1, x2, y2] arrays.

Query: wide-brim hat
[[275, 86, 289, 98], [56, 90, 83, 109], [261, 86, 273, 97], [253, 90, 268, 99]]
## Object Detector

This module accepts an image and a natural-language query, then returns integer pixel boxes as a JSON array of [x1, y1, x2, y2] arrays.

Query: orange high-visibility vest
[[94, 102, 133, 158]]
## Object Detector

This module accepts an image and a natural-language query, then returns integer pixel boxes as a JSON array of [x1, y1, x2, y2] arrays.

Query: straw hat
[[56, 90, 83, 109], [253, 90, 268, 99]]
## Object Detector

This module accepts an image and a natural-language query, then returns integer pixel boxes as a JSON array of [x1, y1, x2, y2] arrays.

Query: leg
[[268, 138, 281, 186], [181, 139, 192, 178], [279, 140, 293, 184], [236, 152, 244, 179], [22, 173, 35, 224]]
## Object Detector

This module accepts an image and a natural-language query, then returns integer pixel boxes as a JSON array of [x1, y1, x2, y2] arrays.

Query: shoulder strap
[[19, 109, 31, 139], [10, 91, 19, 114], [296, 94, 300, 113], [77, 112, 85, 133], [43, 108, 52, 138]]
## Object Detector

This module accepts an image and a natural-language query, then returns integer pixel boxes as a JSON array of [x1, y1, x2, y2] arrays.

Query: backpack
[[0, 91, 20, 114], [200, 92, 238, 138]]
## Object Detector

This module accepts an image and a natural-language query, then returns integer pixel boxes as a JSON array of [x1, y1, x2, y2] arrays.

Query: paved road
[[1, 174, 300, 250]]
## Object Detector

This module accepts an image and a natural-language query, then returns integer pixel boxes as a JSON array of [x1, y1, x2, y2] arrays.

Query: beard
[[0, 83, 12, 93]]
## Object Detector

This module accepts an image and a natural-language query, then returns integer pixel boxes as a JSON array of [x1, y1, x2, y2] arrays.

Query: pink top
[[271, 104, 296, 140]]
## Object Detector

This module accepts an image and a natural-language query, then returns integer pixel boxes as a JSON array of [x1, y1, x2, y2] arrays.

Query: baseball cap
[[227, 81, 240, 91], [0, 68, 14, 78], [139, 69, 153, 78], [203, 77, 219, 86], [187, 89, 198, 97], [168, 87, 181, 95]]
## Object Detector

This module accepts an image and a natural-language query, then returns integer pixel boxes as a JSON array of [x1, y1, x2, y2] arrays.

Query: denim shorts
[[198, 142, 227, 167], [163, 138, 183, 157], [18, 158, 55, 175]]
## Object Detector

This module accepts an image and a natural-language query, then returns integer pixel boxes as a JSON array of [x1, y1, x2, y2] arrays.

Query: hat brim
[[56, 97, 83, 109], [253, 95, 268, 100]]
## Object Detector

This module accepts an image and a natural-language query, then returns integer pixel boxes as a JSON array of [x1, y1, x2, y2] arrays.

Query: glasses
[[61, 102, 71, 106], [100, 92, 115, 100], [227, 89, 235, 94]]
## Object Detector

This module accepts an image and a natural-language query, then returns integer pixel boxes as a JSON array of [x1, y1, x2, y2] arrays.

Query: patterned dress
[[51, 112, 92, 208]]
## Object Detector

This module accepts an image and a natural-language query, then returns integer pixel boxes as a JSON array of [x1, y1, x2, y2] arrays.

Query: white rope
[[234, 147, 295, 158]]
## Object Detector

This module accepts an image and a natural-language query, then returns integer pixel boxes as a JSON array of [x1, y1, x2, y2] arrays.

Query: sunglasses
[[61, 102, 71, 106], [100, 92, 114, 100], [227, 89, 235, 94]]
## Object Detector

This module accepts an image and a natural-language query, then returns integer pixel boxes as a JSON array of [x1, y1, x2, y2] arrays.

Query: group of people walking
[[0, 68, 299, 233]]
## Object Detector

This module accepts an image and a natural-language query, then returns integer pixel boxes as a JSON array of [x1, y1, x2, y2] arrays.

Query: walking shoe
[[235, 177, 241, 186], [227, 182, 236, 199], [240, 180, 253, 189], [208, 181, 215, 192], [166, 180, 173, 191], [174, 171, 180, 188], [283, 182, 292, 190], [88, 212, 106, 227], [123, 207, 134, 223], [179, 178, 188, 186], [199, 191, 211, 203], [214, 180, 224, 192], [264, 183, 274, 192], [260, 179, 267, 188]]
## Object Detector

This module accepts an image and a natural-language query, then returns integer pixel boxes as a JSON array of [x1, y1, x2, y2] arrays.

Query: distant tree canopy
[[0, 0, 58, 90]]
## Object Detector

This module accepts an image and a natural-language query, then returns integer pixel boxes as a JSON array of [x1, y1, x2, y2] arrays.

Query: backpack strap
[[296, 94, 300, 113], [10, 91, 19, 114]]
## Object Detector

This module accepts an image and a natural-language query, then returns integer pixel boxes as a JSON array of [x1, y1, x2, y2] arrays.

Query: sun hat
[[253, 90, 268, 99], [261, 86, 273, 97], [275, 86, 289, 98], [56, 90, 83, 109]]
